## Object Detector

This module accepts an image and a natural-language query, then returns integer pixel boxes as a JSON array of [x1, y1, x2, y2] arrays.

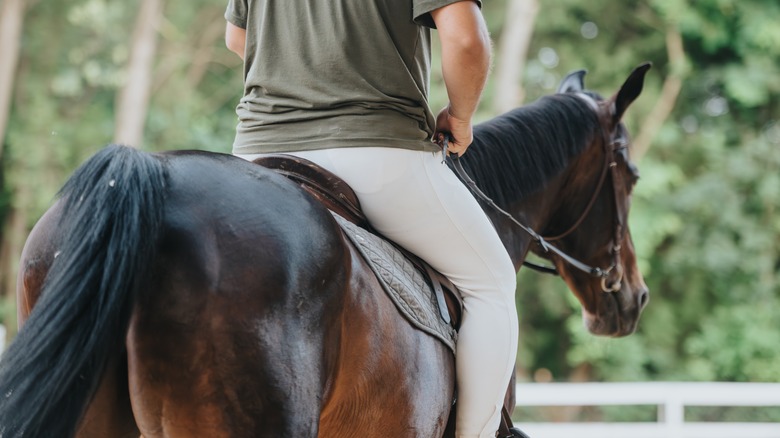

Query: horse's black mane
[[459, 93, 601, 207]]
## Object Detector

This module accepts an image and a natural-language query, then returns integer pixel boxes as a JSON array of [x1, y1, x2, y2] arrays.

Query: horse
[[0, 64, 650, 438]]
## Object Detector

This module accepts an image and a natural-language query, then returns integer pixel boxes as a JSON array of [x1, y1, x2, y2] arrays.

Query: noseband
[[443, 111, 628, 293]]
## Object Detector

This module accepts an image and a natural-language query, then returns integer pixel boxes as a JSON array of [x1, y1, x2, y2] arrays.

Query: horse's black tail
[[0, 144, 166, 437]]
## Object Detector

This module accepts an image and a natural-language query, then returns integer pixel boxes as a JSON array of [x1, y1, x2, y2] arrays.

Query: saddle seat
[[253, 154, 463, 329]]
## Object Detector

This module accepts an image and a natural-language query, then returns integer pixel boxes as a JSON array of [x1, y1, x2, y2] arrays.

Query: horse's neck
[[466, 96, 600, 270], [489, 143, 605, 270], [481, 173, 569, 271]]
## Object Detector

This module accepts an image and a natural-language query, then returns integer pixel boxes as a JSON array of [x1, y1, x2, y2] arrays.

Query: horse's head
[[539, 64, 651, 337]]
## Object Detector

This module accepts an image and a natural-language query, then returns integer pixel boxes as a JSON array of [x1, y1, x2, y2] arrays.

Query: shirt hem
[[233, 137, 440, 155]]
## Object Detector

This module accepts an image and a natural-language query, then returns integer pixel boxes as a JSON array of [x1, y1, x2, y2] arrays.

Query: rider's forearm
[[432, 2, 492, 121]]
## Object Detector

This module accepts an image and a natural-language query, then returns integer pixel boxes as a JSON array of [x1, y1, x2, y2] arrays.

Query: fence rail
[[514, 382, 780, 438]]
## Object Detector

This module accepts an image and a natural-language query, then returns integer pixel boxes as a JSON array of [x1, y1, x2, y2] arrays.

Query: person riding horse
[[225, 1, 518, 436]]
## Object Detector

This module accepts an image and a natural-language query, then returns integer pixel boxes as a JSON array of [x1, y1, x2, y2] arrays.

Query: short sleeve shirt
[[225, 0, 480, 154]]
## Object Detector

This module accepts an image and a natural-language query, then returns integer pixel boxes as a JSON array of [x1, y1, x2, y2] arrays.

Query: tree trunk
[[114, 0, 163, 148], [0, 205, 26, 335], [0, 0, 26, 159], [492, 0, 539, 113], [631, 26, 687, 162], [0, 0, 27, 340]]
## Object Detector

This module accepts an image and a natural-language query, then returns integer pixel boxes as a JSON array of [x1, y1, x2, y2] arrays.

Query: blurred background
[[0, 0, 778, 425]]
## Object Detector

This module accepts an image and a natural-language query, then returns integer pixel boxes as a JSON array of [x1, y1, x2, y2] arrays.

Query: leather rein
[[442, 121, 628, 293]]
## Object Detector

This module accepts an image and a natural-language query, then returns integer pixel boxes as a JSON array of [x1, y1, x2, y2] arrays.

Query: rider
[[224, 1, 518, 436]]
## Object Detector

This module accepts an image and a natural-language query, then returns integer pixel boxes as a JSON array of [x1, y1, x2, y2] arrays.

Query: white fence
[[514, 382, 780, 438]]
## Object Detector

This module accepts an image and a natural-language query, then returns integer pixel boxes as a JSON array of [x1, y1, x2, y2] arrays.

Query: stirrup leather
[[497, 406, 531, 438]]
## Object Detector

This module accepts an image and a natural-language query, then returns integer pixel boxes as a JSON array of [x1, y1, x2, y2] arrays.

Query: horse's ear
[[558, 70, 587, 94], [611, 62, 652, 122]]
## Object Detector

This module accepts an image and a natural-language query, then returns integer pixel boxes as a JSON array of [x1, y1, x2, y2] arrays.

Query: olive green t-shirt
[[225, 0, 479, 154]]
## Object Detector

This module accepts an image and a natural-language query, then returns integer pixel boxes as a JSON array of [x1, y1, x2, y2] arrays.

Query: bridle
[[443, 105, 630, 293]]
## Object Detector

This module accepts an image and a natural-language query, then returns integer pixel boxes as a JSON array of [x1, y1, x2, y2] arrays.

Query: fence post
[[659, 396, 684, 438]]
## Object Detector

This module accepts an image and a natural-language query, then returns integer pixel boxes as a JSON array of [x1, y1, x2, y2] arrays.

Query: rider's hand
[[434, 106, 473, 157]]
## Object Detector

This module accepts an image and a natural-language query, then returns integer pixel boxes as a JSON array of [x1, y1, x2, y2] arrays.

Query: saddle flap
[[333, 212, 458, 351]]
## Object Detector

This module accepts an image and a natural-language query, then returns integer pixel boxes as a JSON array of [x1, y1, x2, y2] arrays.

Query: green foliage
[[686, 303, 780, 382], [3, 0, 242, 219]]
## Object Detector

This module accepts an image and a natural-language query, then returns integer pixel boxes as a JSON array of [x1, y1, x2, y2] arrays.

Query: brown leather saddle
[[253, 154, 463, 329]]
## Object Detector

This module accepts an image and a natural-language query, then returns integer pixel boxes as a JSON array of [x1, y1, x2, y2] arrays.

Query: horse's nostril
[[638, 289, 649, 309]]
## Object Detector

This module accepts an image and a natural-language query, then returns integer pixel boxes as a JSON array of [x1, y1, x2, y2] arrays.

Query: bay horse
[[0, 64, 650, 438]]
